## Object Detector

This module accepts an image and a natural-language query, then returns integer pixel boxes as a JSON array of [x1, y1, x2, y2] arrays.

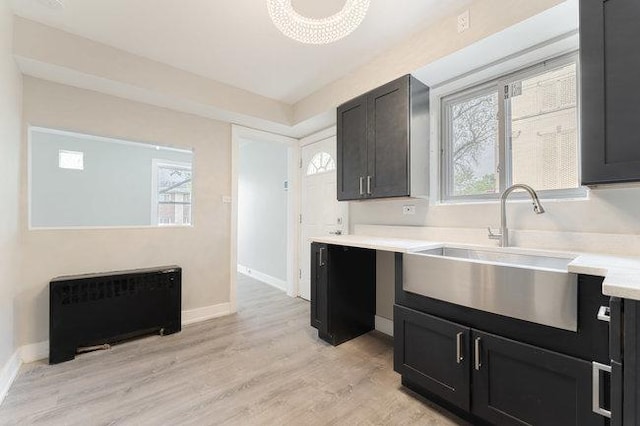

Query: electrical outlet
[[457, 9, 470, 33], [403, 205, 416, 215]]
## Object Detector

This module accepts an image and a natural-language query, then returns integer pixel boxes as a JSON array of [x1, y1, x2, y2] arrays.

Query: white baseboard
[[20, 341, 49, 364], [375, 316, 394, 337], [237, 264, 287, 292], [182, 303, 232, 326], [8, 303, 232, 368], [0, 351, 21, 407]]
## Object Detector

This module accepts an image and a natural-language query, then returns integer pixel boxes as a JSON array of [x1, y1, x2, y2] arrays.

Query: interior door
[[299, 136, 347, 300]]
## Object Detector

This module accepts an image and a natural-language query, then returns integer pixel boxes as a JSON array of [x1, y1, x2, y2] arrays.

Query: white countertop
[[309, 235, 441, 253], [310, 234, 640, 301]]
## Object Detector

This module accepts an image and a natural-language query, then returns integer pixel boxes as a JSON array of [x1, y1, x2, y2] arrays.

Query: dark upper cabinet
[[581, 0, 640, 184], [337, 95, 368, 200], [336, 75, 429, 201], [471, 330, 605, 426], [394, 305, 471, 411]]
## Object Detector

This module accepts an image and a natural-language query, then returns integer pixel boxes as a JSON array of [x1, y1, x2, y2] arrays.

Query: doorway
[[231, 126, 299, 312]]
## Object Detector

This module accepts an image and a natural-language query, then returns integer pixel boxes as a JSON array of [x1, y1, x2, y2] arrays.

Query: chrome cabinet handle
[[597, 306, 610, 322], [456, 332, 464, 364], [367, 175, 372, 195], [319, 247, 326, 267], [592, 362, 612, 418], [359, 177, 364, 195], [474, 337, 482, 371]]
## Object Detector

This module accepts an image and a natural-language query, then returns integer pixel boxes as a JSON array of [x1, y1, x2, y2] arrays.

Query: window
[[58, 150, 84, 170], [152, 161, 193, 226], [30, 126, 193, 228], [441, 54, 581, 201], [306, 152, 336, 175]]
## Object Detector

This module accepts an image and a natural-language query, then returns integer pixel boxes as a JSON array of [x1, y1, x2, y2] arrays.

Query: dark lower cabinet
[[472, 330, 605, 426], [310, 243, 375, 345], [394, 305, 470, 411], [310, 243, 328, 337], [395, 304, 609, 425]]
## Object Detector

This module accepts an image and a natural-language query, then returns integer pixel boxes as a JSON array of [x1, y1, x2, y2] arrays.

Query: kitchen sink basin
[[415, 247, 575, 272], [403, 246, 578, 331]]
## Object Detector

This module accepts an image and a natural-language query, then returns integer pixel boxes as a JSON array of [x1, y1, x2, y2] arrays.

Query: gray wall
[[30, 130, 192, 227], [238, 140, 288, 284]]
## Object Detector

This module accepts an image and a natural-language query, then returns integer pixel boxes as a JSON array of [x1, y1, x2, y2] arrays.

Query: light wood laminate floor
[[0, 275, 467, 425]]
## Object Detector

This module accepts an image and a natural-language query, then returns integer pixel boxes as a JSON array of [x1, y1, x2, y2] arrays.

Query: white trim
[[0, 351, 21, 407], [375, 316, 394, 337], [299, 126, 336, 147], [30, 126, 192, 154], [231, 125, 300, 303], [182, 303, 232, 326], [237, 265, 287, 292], [6, 302, 233, 367], [20, 341, 49, 364], [27, 224, 195, 231]]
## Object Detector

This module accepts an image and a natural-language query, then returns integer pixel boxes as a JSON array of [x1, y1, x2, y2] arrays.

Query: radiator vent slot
[[55, 275, 176, 305]]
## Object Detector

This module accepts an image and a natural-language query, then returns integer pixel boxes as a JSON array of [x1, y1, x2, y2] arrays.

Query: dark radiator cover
[[49, 266, 181, 364]]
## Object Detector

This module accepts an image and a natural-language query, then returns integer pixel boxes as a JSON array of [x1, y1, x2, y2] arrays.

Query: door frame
[[230, 125, 300, 311]]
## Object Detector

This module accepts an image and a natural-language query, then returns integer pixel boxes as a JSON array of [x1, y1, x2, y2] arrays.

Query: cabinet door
[[367, 76, 410, 198], [472, 330, 606, 426], [394, 305, 471, 411], [581, 0, 640, 184], [337, 95, 368, 201], [310, 243, 328, 337]]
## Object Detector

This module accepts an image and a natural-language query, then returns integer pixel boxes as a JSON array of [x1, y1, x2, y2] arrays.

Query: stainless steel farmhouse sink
[[403, 246, 578, 331]]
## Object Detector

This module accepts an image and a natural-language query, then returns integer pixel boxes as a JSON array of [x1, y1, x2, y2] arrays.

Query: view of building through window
[[156, 164, 192, 225], [442, 55, 579, 200], [510, 63, 578, 190]]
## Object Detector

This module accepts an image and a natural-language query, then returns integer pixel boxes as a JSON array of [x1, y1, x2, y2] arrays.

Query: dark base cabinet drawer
[[394, 305, 471, 411], [472, 330, 606, 426]]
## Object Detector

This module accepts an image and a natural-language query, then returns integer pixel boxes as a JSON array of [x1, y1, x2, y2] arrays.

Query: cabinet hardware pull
[[456, 332, 464, 364], [319, 247, 326, 267], [359, 177, 364, 195], [474, 337, 482, 370], [592, 362, 612, 418], [367, 175, 372, 195], [597, 306, 610, 322]]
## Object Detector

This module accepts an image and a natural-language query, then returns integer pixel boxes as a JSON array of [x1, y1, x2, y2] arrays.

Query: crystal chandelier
[[267, 0, 371, 45]]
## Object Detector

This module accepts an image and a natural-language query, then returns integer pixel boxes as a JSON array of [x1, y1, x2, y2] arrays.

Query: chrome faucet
[[488, 184, 545, 247]]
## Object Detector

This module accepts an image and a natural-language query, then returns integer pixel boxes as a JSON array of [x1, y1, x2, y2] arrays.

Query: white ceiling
[[11, 0, 471, 104]]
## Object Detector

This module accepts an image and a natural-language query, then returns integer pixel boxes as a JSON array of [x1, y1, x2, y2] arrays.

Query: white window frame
[[440, 52, 586, 203], [151, 159, 193, 226]]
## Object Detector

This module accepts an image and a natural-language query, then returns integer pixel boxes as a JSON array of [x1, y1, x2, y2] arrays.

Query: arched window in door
[[306, 152, 336, 175]]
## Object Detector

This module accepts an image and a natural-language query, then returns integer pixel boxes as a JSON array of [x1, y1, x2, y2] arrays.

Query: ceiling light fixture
[[267, 0, 371, 45]]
